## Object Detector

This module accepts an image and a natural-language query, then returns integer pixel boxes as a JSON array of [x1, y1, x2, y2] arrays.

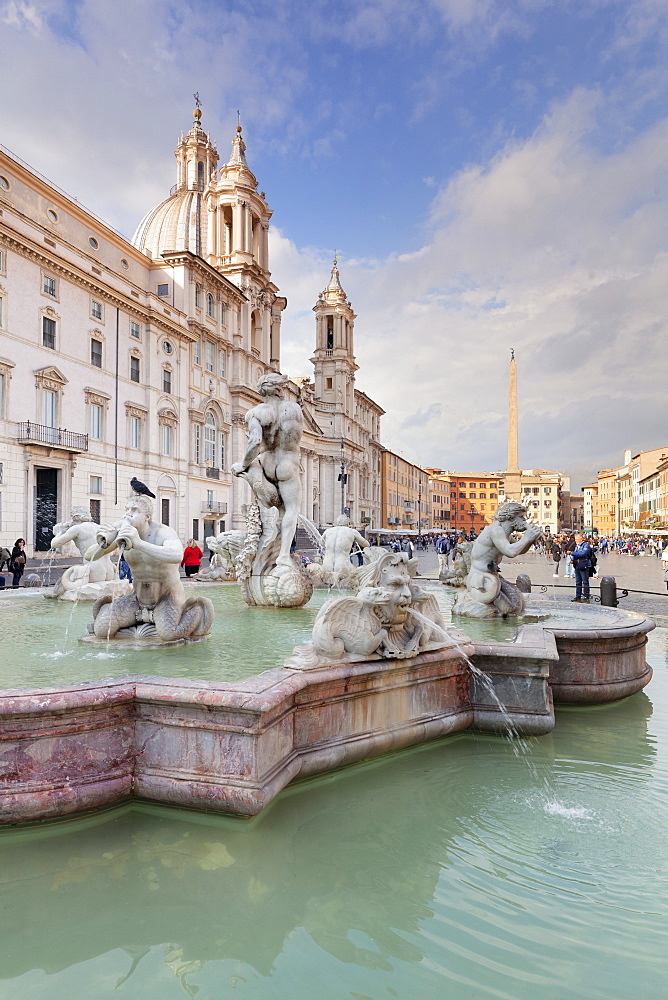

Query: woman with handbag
[[10, 538, 27, 589]]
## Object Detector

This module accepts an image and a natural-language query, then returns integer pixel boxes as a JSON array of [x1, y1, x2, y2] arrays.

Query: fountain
[[80, 494, 214, 646], [195, 529, 246, 582], [47, 506, 133, 601], [306, 514, 370, 589], [0, 479, 656, 826], [231, 372, 313, 608]]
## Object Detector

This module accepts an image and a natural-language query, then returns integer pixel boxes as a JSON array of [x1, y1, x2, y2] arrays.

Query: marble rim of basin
[[520, 605, 655, 704]]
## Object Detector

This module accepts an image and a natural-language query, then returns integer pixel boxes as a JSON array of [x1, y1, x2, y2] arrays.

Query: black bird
[[130, 477, 156, 499]]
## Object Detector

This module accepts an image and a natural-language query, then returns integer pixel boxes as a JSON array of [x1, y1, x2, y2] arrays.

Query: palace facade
[[0, 108, 383, 554]]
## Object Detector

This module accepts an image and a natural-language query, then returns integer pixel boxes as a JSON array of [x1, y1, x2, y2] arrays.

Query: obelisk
[[504, 349, 522, 501]]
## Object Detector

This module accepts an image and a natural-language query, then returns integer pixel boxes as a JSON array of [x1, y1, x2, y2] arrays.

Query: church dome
[[132, 107, 218, 259], [132, 188, 208, 258]]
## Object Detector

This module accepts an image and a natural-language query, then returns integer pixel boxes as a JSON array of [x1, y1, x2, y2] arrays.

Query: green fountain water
[[0, 589, 666, 998]]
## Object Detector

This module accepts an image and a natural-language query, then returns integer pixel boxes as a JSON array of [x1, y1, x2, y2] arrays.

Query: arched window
[[204, 410, 217, 465], [197, 161, 204, 191], [207, 294, 215, 318]]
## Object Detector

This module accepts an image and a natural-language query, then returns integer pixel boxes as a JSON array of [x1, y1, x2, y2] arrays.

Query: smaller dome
[[132, 189, 208, 258]]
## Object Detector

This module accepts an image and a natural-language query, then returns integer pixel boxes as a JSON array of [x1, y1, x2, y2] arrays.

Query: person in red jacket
[[181, 538, 203, 578]]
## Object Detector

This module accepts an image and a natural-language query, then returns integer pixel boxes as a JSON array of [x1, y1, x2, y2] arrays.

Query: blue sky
[[1, 0, 667, 489]]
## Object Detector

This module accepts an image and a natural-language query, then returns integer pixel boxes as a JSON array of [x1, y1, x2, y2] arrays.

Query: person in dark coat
[[551, 539, 561, 577], [571, 533, 594, 602], [10, 538, 26, 589]]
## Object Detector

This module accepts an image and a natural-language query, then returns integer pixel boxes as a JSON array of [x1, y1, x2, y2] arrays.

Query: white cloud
[[273, 86, 668, 485]]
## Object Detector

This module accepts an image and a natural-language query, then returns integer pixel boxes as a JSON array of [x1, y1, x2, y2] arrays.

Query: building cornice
[[0, 225, 197, 342]]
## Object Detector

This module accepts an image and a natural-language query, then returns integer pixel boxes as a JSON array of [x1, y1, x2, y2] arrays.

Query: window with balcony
[[204, 411, 216, 465], [42, 388, 57, 427]]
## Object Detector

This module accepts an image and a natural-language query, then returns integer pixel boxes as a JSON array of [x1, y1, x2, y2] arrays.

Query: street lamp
[[338, 437, 348, 516], [417, 486, 422, 543]]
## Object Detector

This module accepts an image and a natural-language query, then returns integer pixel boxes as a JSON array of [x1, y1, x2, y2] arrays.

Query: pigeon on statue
[[130, 477, 156, 499]]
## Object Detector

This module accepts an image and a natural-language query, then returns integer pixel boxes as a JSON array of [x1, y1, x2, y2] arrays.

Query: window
[[90, 403, 103, 440], [161, 498, 170, 525], [0, 373, 4, 417], [0, 460, 3, 485], [207, 294, 215, 318], [479, 492, 486, 499], [91, 300, 103, 320], [544, 487, 552, 495], [0, 250, 4, 270], [193, 341, 201, 366], [89, 499, 101, 524], [163, 368, 172, 393], [162, 423, 173, 456], [205, 342, 215, 372], [219, 351, 226, 379], [162, 340, 173, 355], [42, 389, 57, 427], [129, 416, 141, 449], [88, 236, 99, 250], [220, 303, 226, 325], [204, 411, 216, 465], [131, 321, 141, 339], [90, 476, 102, 494], [157, 283, 169, 297], [0, 293, 3, 328], [220, 432, 226, 471], [192, 518, 199, 540], [479, 483, 486, 489], [207, 489, 214, 506], [195, 285, 201, 308], [130, 356, 140, 383], [91, 338, 102, 367], [43, 274, 57, 297], [326, 316, 334, 349], [490, 492, 497, 499], [194, 423, 201, 463], [42, 316, 56, 349], [326, 377, 333, 390], [469, 493, 476, 499]]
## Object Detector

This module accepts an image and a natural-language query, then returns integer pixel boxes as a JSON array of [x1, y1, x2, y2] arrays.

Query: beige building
[[498, 471, 567, 536], [0, 110, 384, 553], [591, 447, 668, 535]]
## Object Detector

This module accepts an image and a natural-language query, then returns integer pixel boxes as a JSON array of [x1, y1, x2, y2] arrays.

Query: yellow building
[[381, 451, 430, 531]]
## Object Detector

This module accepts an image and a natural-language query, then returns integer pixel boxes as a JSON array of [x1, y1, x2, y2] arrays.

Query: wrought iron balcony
[[18, 421, 88, 452], [201, 501, 227, 514], [206, 466, 220, 480]]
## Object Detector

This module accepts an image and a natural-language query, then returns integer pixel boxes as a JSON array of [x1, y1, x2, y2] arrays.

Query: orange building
[[426, 470, 500, 535]]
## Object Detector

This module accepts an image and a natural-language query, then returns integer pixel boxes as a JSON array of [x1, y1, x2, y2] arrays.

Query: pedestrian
[[551, 539, 561, 577], [0, 546, 11, 572], [118, 554, 133, 584], [563, 534, 576, 578], [9, 538, 27, 589], [181, 538, 203, 578], [571, 533, 594, 603]]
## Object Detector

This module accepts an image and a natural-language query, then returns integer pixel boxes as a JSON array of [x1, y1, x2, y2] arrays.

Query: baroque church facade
[[0, 108, 383, 554]]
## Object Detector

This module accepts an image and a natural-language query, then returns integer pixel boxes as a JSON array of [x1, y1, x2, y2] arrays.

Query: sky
[[1, 0, 667, 490]]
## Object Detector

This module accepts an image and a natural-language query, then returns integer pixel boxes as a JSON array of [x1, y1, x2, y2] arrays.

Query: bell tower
[[311, 260, 358, 428]]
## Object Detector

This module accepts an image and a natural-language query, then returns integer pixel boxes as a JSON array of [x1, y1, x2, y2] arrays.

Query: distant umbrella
[[130, 477, 156, 499]]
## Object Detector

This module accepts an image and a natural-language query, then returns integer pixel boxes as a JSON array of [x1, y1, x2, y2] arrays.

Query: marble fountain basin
[[0, 585, 654, 825]]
